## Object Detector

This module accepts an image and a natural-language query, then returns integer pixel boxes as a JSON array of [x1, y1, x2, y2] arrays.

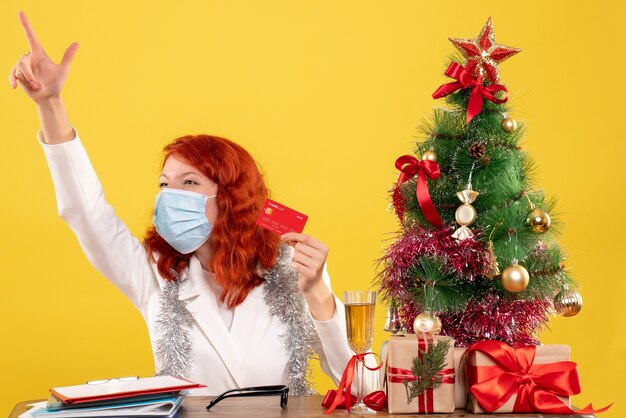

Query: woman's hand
[[9, 11, 78, 144], [281, 232, 336, 321], [281, 232, 328, 292], [9, 11, 79, 104]]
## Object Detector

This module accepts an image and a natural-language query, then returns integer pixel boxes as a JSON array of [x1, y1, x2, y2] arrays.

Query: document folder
[[49, 376, 205, 405]]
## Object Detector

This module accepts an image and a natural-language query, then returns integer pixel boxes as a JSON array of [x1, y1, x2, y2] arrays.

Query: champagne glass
[[344, 290, 376, 414]]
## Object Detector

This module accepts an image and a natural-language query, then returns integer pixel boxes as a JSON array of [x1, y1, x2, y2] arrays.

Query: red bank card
[[256, 198, 308, 235]]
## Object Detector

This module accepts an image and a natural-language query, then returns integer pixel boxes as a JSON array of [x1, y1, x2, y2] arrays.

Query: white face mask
[[152, 188, 217, 254]]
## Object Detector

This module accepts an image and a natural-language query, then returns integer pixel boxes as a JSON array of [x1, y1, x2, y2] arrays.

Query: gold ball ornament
[[413, 313, 442, 335], [527, 208, 551, 233], [501, 117, 517, 133], [422, 149, 437, 162], [501, 260, 529, 293], [554, 290, 583, 317]]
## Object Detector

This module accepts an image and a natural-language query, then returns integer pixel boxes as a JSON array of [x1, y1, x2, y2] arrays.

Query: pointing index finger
[[18, 11, 44, 53]]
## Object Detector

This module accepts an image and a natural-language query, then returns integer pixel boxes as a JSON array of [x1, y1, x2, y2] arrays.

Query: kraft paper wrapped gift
[[384, 335, 455, 414], [465, 342, 573, 414], [453, 347, 468, 409]]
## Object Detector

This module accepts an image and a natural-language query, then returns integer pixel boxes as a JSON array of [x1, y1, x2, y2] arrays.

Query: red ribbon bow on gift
[[322, 353, 384, 414], [386, 336, 455, 413], [388, 367, 455, 384], [465, 340, 612, 414], [432, 62, 508, 124], [393, 155, 443, 228], [387, 366, 455, 413]]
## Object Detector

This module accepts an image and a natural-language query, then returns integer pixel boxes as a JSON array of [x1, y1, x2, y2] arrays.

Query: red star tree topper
[[449, 17, 521, 83]]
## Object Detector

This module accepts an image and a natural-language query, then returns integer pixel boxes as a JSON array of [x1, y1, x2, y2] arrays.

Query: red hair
[[143, 134, 281, 308]]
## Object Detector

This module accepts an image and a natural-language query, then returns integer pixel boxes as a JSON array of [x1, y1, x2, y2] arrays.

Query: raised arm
[[9, 12, 157, 310], [9, 11, 79, 143]]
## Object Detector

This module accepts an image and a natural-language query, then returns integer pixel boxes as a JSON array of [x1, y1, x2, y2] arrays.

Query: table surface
[[10, 396, 596, 418]]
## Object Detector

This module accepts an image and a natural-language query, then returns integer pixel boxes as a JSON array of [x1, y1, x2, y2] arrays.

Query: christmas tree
[[378, 18, 583, 346]]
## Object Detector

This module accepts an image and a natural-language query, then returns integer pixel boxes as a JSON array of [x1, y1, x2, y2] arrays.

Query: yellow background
[[1, 1, 624, 416]]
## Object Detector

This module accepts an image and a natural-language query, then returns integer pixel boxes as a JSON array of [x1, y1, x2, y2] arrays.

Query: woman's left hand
[[281, 232, 329, 293], [281, 232, 335, 321]]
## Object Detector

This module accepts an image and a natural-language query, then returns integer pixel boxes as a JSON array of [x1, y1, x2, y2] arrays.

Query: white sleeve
[[308, 265, 380, 395], [38, 128, 158, 310]]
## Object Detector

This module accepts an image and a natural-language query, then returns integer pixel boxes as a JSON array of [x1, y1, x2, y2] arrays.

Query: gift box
[[465, 340, 578, 414], [384, 334, 455, 414], [453, 347, 467, 409]]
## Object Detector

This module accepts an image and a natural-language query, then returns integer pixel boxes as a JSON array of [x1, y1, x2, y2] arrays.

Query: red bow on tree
[[465, 340, 612, 415], [393, 155, 443, 228], [432, 62, 508, 123]]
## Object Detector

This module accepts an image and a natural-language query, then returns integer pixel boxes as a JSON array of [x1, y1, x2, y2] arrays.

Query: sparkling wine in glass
[[344, 290, 376, 415]]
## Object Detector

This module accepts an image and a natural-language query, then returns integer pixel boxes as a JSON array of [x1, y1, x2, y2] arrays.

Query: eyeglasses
[[206, 385, 289, 410]]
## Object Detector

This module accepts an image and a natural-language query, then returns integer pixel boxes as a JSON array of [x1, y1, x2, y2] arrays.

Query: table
[[10, 396, 596, 417]]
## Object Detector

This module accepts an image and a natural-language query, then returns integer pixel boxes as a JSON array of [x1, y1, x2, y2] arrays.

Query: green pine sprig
[[408, 257, 470, 312], [402, 339, 452, 404]]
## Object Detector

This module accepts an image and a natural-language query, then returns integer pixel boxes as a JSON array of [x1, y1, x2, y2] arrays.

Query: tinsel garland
[[154, 244, 319, 395], [262, 244, 319, 396], [395, 291, 552, 346], [378, 225, 551, 345], [378, 225, 489, 297], [438, 293, 552, 346], [155, 276, 194, 378]]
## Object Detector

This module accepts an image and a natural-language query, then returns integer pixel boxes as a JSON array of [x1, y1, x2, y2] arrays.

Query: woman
[[8, 11, 359, 396]]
